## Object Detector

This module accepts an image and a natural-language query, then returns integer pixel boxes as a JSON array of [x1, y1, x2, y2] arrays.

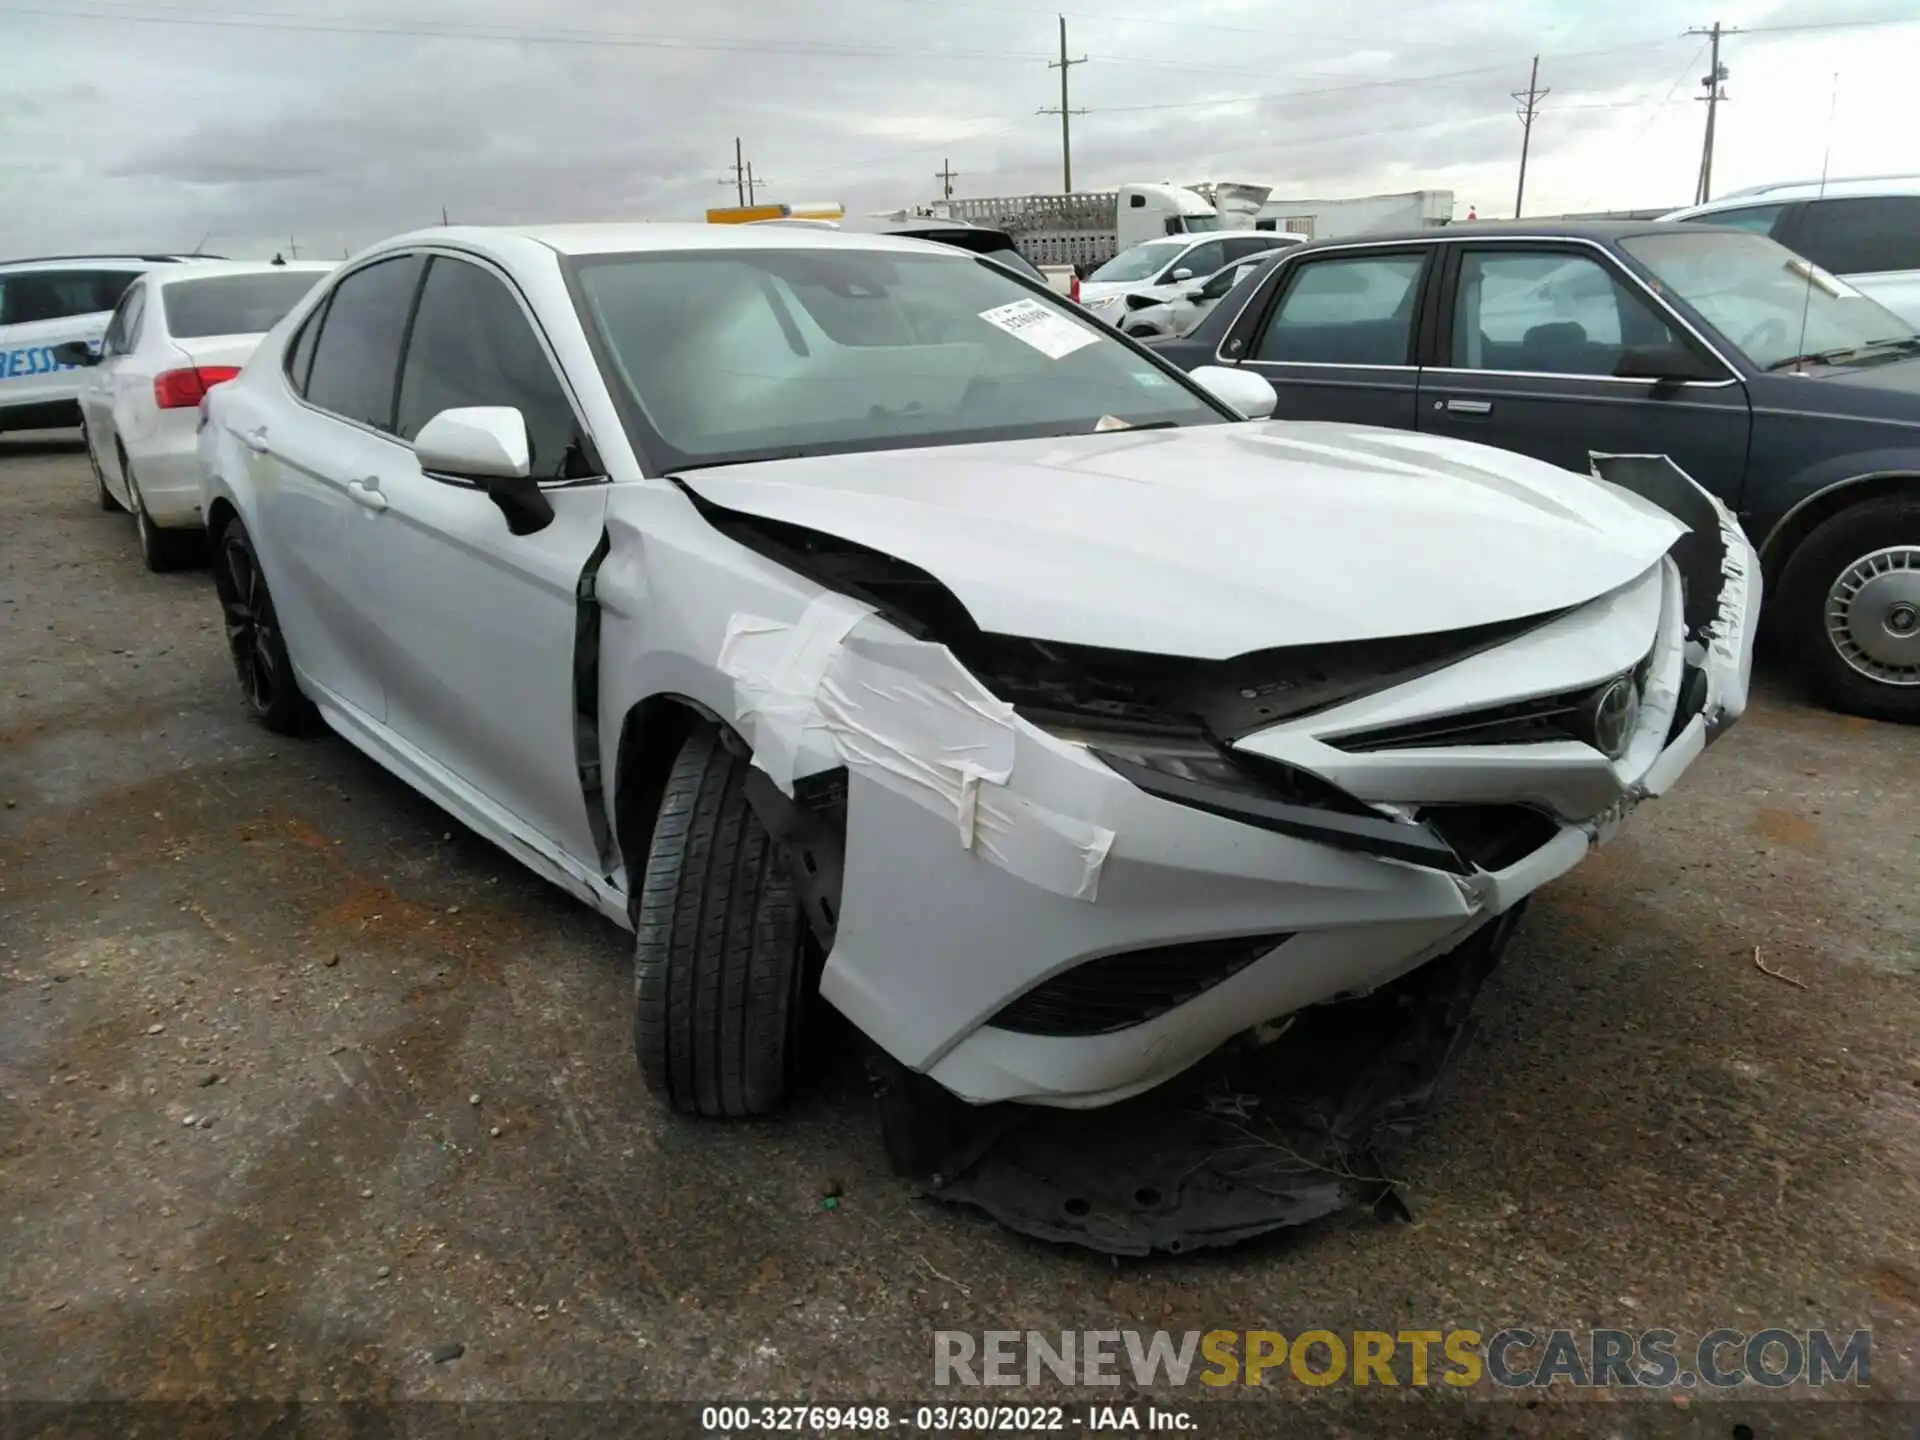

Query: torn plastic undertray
[[908, 905, 1525, 1256]]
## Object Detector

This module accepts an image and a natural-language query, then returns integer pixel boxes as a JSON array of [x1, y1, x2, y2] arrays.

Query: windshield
[[1180, 216, 1222, 233], [161, 271, 324, 339], [1621, 230, 1917, 369], [572, 248, 1222, 468], [1089, 242, 1188, 283]]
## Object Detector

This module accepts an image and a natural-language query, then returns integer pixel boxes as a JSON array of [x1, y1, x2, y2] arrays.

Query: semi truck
[[931, 183, 1219, 274], [1253, 189, 1456, 239]]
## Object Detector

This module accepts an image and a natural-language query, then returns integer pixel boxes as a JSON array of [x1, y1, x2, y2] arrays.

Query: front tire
[[210, 515, 319, 734], [633, 723, 808, 1118], [1778, 498, 1920, 722]]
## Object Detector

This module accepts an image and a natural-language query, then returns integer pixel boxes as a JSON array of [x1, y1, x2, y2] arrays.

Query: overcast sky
[[3, 0, 1915, 259]]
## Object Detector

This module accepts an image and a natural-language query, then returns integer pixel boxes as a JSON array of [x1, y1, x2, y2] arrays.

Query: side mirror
[[1182, 286, 1206, 300], [54, 340, 100, 367], [1613, 344, 1720, 384], [413, 406, 554, 535], [1169, 267, 1194, 282], [1189, 364, 1278, 419]]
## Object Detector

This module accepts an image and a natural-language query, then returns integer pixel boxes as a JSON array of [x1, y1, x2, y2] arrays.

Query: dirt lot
[[3, 431, 1918, 1435]]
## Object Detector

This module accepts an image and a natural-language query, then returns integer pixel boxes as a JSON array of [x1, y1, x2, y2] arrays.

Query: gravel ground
[[3, 431, 1918, 1436]]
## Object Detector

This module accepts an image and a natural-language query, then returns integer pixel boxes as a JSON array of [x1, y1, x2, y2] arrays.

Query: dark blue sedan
[[1150, 220, 1920, 722]]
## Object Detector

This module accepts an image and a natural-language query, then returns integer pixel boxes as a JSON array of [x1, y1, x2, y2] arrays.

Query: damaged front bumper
[[728, 454, 1758, 1114]]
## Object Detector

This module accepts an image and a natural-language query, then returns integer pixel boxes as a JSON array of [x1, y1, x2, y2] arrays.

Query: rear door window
[[1790, 196, 1920, 276], [302, 255, 425, 431], [1253, 252, 1427, 365]]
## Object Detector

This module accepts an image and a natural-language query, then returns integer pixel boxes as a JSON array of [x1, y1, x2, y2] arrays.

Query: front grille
[[1417, 804, 1560, 871], [987, 934, 1293, 1037]]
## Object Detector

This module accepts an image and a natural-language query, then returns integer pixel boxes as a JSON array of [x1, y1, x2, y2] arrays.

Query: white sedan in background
[[196, 223, 1753, 1182], [66, 260, 332, 570], [1089, 246, 1296, 338]]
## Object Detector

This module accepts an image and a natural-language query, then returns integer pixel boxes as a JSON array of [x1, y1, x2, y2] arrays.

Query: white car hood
[[675, 420, 1686, 659]]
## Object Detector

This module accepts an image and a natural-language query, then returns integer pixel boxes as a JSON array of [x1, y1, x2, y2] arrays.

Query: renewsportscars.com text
[[933, 1327, 1870, 1390]]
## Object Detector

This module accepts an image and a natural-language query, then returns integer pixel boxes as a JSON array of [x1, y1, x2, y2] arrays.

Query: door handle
[[346, 476, 388, 512], [1443, 398, 1493, 415], [241, 425, 271, 453]]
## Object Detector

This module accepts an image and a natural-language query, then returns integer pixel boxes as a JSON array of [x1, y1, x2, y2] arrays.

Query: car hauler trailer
[[933, 183, 1218, 273]]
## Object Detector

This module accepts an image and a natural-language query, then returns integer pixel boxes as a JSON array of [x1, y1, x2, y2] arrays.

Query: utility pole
[[440, 204, 449, 226], [1687, 21, 1738, 204], [720, 137, 747, 206], [1037, 15, 1087, 192], [935, 158, 958, 200], [288, 236, 299, 259], [745, 161, 767, 206], [1511, 56, 1548, 219]]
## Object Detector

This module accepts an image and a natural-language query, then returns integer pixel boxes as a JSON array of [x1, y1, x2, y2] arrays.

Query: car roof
[[0, 254, 213, 274], [1684, 174, 1920, 206], [384, 222, 971, 260], [1278, 218, 1743, 252], [141, 260, 337, 287]]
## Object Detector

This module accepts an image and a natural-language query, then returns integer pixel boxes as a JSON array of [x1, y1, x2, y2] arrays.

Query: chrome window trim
[[1419, 365, 1741, 391], [1214, 232, 1746, 382]]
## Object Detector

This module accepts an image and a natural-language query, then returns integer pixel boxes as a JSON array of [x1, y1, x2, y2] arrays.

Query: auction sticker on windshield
[[978, 298, 1100, 359]]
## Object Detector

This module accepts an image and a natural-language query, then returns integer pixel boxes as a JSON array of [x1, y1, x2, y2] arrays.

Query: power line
[[1512, 56, 1549, 219], [1036, 15, 1087, 192], [0, 0, 1525, 79]]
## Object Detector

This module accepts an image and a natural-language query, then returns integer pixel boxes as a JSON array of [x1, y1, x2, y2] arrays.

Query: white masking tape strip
[[718, 594, 874, 792], [719, 601, 1112, 901], [973, 790, 1115, 903]]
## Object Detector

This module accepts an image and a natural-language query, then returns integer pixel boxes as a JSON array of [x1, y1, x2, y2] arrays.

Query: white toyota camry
[[65, 259, 333, 570], [197, 223, 1757, 1144]]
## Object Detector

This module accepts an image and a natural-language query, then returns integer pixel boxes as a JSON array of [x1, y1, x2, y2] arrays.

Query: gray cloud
[[2, 0, 1914, 259]]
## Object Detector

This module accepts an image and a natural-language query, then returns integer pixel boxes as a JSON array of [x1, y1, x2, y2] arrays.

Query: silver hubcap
[[1825, 545, 1920, 685]]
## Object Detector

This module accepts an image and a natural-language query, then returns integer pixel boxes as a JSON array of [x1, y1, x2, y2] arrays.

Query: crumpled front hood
[[675, 420, 1685, 658]]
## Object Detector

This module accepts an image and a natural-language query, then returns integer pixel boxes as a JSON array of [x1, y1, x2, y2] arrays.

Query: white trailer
[[933, 183, 1218, 273], [1254, 189, 1456, 240]]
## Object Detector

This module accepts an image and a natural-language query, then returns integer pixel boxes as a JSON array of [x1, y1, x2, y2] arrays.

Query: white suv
[[1661, 176, 1920, 325], [0, 255, 204, 433]]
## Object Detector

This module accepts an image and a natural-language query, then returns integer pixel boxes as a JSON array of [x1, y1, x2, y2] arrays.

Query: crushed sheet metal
[[924, 904, 1526, 1254], [1587, 451, 1759, 737], [720, 597, 1117, 902]]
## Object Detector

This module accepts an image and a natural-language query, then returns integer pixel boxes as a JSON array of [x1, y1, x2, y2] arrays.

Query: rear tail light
[[154, 366, 242, 410], [1070, 273, 1081, 304]]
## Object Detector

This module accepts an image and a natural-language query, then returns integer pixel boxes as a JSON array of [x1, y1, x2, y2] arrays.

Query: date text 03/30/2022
[[700, 1404, 1192, 1433]]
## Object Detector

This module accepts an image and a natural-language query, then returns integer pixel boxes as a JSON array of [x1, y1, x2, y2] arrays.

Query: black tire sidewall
[[1778, 498, 1920, 722], [215, 518, 315, 733], [632, 723, 807, 1118]]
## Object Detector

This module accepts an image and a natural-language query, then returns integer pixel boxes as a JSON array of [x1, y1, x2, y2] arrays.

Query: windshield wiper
[[1766, 335, 1920, 372], [1764, 347, 1857, 372]]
